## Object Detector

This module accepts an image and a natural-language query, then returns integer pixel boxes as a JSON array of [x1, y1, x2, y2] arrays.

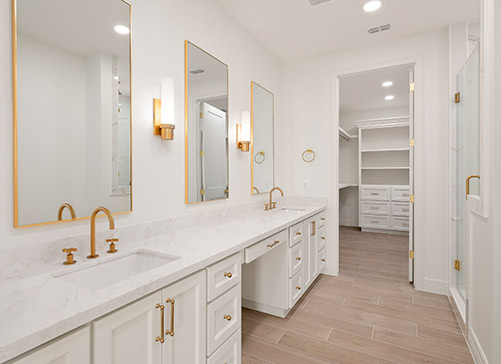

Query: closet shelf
[[339, 183, 358, 190], [361, 167, 410, 170], [361, 148, 410, 153]]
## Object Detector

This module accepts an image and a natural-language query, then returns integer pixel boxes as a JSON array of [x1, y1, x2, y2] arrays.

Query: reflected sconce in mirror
[[153, 77, 175, 140], [237, 111, 251, 152]]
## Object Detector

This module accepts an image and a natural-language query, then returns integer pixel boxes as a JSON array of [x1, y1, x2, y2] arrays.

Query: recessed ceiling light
[[363, 0, 382, 12], [113, 76, 119, 80], [114, 25, 130, 35], [382, 81, 393, 87], [385, 95, 394, 101]]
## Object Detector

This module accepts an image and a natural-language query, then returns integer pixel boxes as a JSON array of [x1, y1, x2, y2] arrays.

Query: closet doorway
[[338, 65, 415, 284]]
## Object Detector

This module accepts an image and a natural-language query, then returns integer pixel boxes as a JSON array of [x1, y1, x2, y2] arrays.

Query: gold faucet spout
[[57, 203, 76, 220], [88, 206, 115, 259], [266, 187, 284, 210]]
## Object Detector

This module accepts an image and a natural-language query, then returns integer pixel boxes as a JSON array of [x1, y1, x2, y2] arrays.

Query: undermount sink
[[280, 208, 306, 213], [54, 250, 180, 291]]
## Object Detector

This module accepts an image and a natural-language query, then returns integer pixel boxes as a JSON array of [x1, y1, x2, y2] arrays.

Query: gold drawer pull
[[296, 257, 302, 261], [403, 223, 409, 227], [321, 237, 326, 240], [224, 272, 233, 278], [296, 286, 302, 291], [155, 304, 165, 344], [311, 221, 316, 236], [296, 231, 302, 236], [370, 220, 379, 224], [403, 208, 409, 212], [370, 192, 379, 196], [223, 314, 232, 321], [321, 258, 326, 262], [267, 240, 280, 248], [165, 298, 175, 336], [370, 206, 379, 210], [321, 217, 326, 221]]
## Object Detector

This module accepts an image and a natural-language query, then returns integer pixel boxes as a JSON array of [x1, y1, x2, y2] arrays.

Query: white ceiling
[[216, 0, 480, 62], [340, 66, 410, 112]]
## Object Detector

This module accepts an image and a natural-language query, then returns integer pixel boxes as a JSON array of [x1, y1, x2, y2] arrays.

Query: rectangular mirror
[[185, 41, 229, 204], [12, 0, 132, 227], [251, 82, 275, 195]]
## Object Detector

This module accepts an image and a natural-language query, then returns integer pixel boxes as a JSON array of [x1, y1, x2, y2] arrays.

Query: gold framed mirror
[[12, 0, 132, 227], [184, 41, 229, 204]]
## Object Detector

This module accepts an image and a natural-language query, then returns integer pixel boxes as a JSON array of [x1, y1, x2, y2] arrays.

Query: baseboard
[[421, 278, 449, 295], [339, 219, 358, 227], [242, 299, 288, 318], [468, 328, 489, 364]]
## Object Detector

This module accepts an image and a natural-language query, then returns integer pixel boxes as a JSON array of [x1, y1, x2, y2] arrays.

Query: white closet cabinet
[[93, 271, 206, 364], [9, 327, 90, 364]]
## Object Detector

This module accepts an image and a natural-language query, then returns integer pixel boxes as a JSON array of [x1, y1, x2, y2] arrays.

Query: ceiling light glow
[[114, 25, 130, 35], [363, 0, 382, 12], [382, 81, 393, 87], [385, 95, 395, 101]]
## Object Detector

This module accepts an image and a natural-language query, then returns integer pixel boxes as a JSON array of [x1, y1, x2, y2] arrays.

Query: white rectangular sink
[[54, 250, 180, 291]]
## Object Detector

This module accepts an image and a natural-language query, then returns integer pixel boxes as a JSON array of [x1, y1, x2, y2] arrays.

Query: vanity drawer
[[289, 270, 304, 308], [361, 201, 390, 215], [289, 222, 304, 247], [207, 252, 242, 302], [318, 248, 326, 272], [360, 214, 390, 229], [361, 186, 391, 201], [317, 225, 327, 251], [207, 284, 241, 356], [289, 241, 304, 278], [207, 329, 241, 364], [391, 186, 411, 201], [391, 202, 411, 217], [317, 211, 327, 228], [390, 216, 410, 231], [244, 229, 288, 264]]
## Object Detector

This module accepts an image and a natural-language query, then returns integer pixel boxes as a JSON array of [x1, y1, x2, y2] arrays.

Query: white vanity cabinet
[[93, 271, 206, 364], [8, 327, 90, 364]]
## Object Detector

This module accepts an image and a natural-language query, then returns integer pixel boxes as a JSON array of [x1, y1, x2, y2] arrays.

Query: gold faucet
[[88, 206, 115, 259], [57, 203, 76, 221], [265, 187, 284, 211]]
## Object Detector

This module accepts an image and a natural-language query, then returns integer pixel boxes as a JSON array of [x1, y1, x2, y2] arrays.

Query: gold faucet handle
[[271, 202, 277, 209], [264, 203, 270, 211], [62, 248, 77, 265], [106, 238, 119, 254]]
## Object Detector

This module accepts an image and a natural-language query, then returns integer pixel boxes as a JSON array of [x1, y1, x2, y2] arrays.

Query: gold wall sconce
[[236, 111, 251, 152], [153, 77, 175, 140]]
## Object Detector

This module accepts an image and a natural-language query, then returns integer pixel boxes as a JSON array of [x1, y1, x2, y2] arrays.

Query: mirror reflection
[[251, 82, 275, 194], [185, 41, 229, 204], [14, 0, 132, 227]]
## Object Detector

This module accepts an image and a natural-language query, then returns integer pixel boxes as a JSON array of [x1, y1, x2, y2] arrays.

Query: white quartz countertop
[[0, 202, 326, 363]]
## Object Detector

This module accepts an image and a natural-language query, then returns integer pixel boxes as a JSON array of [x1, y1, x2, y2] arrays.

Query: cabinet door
[[11, 326, 90, 364], [93, 292, 162, 364], [162, 271, 206, 364]]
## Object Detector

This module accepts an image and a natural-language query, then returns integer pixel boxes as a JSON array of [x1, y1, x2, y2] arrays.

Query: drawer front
[[289, 241, 304, 278], [317, 225, 327, 251], [244, 229, 288, 264], [391, 202, 410, 217], [207, 252, 242, 302], [289, 222, 304, 247], [207, 284, 241, 355], [361, 201, 390, 215], [360, 214, 390, 229], [391, 216, 410, 231], [318, 248, 326, 272], [361, 186, 391, 201], [317, 211, 327, 228], [289, 270, 304, 308], [207, 329, 241, 364], [391, 186, 411, 201]]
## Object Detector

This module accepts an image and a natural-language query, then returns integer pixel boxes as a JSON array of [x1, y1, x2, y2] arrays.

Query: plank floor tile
[[242, 227, 473, 363]]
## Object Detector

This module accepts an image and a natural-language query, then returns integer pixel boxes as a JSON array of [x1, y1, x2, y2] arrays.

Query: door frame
[[330, 56, 425, 290]]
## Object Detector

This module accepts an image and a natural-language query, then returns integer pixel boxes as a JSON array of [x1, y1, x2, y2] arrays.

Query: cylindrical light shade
[[241, 111, 251, 141], [161, 77, 175, 126]]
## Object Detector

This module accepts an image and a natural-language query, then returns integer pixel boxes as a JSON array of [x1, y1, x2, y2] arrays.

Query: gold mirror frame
[[251, 81, 275, 195], [11, 0, 133, 228]]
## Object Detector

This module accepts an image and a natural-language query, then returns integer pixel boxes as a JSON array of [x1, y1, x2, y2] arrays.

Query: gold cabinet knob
[[321, 259, 326, 262], [296, 257, 302, 261], [296, 286, 301, 291], [223, 314, 232, 321], [296, 231, 302, 236], [62, 248, 77, 265], [224, 272, 233, 278], [321, 218, 326, 221]]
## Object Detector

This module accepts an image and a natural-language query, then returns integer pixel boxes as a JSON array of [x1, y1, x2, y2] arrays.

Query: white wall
[[280, 29, 450, 291], [0, 0, 282, 247]]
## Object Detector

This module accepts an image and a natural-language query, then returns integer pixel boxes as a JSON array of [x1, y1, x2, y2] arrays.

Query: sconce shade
[[161, 77, 175, 126], [241, 111, 251, 141]]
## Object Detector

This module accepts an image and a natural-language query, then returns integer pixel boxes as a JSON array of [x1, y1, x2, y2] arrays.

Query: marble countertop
[[0, 202, 326, 363]]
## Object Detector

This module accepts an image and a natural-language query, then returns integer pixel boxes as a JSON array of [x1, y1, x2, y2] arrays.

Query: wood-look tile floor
[[241, 226, 473, 364]]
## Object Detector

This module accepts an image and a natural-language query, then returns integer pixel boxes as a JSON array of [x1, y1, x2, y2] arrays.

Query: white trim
[[449, 286, 467, 324], [421, 278, 449, 295], [353, 116, 410, 128], [468, 328, 489, 364]]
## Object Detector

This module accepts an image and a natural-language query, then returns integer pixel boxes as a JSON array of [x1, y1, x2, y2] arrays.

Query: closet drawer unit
[[360, 214, 390, 229], [289, 241, 304, 278], [360, 201, 390, 215], [207, 284, 241, 356], [317, 225, 327, 251], [289, 270, 304, 308], [317, 211, 327, 228], [289, 222, 304, 247], [207, 329, 241, 364], [360, 186, 391, 201], [391, 186, 411, 201], [391, 202, 410, 217], [244, 229, 288, 263], [318, 248, 327, 272], [390, 216, 410, 231], [207, 252, 242, 302]]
